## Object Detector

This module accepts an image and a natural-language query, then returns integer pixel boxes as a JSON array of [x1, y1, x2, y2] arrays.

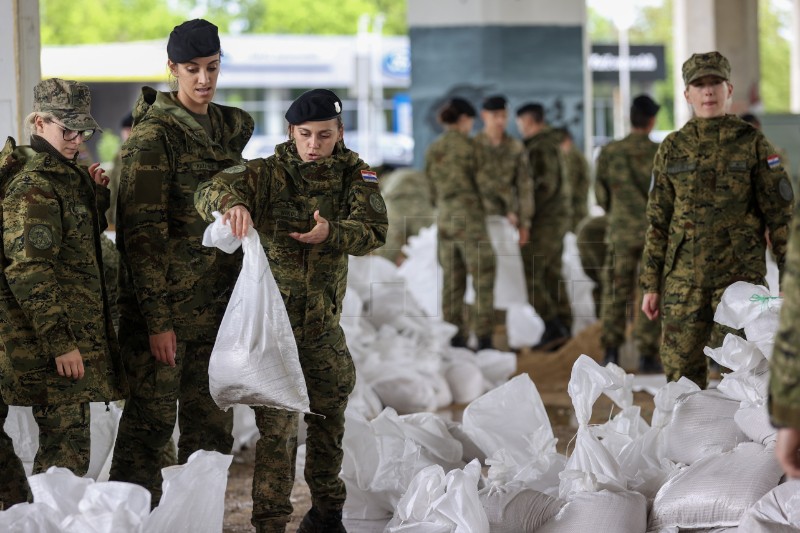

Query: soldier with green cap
[[196, 88, 387, 533], [597, 94, 663, 372], [0, 78, 127, 504], [641, 51, 793, 388], [108, 18, 254, 505]]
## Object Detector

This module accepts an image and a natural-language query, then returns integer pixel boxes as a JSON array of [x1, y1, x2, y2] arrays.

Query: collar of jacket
[[30, 134, 74, 164]]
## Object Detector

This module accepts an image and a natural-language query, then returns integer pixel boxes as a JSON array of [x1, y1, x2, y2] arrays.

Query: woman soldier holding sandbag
[[195, 88, 387, 533]]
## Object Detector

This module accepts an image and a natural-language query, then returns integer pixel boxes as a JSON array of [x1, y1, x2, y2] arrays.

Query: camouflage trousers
[[521, 232, 572, 328], [661, 275, 746, 388], [438, 231, 496, 337], [251, 328, 355, 527], [32, 402, 90, 476], [109, 337, 233, 506], [601, 243, 661, 356], [0, 398, 29, 508], [576, 232, 607, 319]]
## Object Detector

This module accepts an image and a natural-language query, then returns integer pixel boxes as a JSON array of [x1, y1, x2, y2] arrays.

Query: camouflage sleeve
[[753, 134, 794, 277], [2, 173, 79, 357], [95, 182, 111, 231], [572, 150, 590, 223], [424, 145, 437, 208], [639, 142, 673, 294], [594, 147, 612, 213], [194, 162, 261, 223], [515, 149, 535, 226], [529, 144, 559, 206], [118, 128, 174, 335], [326, 163, 388, 256], [770, 199, 800, 428]]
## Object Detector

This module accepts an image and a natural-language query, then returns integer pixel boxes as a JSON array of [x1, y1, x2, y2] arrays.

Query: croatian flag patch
[[768, 154, 781, 168], [361, 170, 378, 183]]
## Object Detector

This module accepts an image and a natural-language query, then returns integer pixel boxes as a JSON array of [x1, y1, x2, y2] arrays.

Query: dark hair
[[630, 107, 654, 129], [438, 97, 476, 125], [630, 95, 660, 128], [516, 103, 544, 123], [121, 112, 134, 129], [554, 127, 572, 142]]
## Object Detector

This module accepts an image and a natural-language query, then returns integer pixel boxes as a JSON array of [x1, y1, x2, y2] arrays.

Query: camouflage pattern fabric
[[105, 151, 122, 227], [596, 132, 662, 354], [425, 130, 495, 337], [474, 131, 535, 227], [520, 127, 573, 326], [641, 115, 793, 386], [195, 139, 387, 524], [575, 214, 608, 318], [32, 78, 100, 132], [771, 199, 800, 428], [32, 402, 90, 475], [0, 136, 126, 408], [100, 233, 119, 331], [373, 167, 435, 262], [564, 145, 590, 232], [0, 395, 29, 508], [109, 87, 253, 503]]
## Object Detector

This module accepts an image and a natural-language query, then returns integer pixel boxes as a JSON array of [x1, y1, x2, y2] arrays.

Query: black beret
[[631, 95, 660, 117], [449, 97, 476, 117], [516, 102, 544, 118], [121, 111, 134, 129], [285, 89, 343, 124], [482, 95, 507, 111], [167, 19, 220, 63]]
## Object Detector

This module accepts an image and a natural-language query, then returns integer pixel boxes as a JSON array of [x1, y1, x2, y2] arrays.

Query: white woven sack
[[738, 479, 800, 532], [485, 215, 528, 310], [648, 442, 783, 530], [480, 483, 564, 533], [207, 225, 309, 413], [536, 489, 647, 533]]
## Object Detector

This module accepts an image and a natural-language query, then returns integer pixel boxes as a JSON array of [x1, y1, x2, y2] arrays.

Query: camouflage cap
[[33, 78, 101, 131], [682, 51, 731, 85]]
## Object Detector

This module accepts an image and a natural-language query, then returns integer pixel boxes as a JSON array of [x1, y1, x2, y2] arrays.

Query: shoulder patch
[[360, 170, 378, 183], [27, 224, 54, 250], [768, 154, 781, 169], [779, 177, 794, 202], [369, 193, 386, 214], [223, 164, 247, 174]]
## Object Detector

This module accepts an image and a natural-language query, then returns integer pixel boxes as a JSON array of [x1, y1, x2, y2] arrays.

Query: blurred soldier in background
[[596, 95, 662, 372], [557, 127, 590, 233]]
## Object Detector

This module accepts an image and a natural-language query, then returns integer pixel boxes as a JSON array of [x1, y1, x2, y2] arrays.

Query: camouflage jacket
[[425, 130, 487, 238], [0, 137, 127, 405], [565, 145, 590, 232], [474, 132, 534, 227], [640, 115, 793, 293], [523, 127, 571, 232], [195, 140, 387, 343], [595, 132, 658, 248], [771, 200, 800, 428], [116, 87, 253, 340]]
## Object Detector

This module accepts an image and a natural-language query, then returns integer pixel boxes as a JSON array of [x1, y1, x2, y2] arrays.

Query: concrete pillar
[[673, 0, 759, 127], [0, 0, 41, 141], [407, 0, 588, 167]]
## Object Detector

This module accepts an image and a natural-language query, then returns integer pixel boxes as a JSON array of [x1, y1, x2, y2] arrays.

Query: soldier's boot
[[639, 355, 663, 374], [603, 347, 619, 366], [253, 517, 288, 533], [476, 335, 493, 351], [450, 334, 468, 348], [297, 506, 347, 533], [533, 319, 570, 352]]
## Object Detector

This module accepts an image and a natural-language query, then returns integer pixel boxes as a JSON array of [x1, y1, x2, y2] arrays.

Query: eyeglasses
[[48, 120, 95, 142]]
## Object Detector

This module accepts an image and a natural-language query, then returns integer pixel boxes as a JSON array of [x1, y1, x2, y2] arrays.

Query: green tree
[[759, 0, 791, 113]]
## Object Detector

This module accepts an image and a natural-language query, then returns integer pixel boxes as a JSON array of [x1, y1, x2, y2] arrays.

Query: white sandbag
[[0, 502, 62, 532], [29, 466, 94, 516], [649, 442, 783, 530], [710, 343, 770, 405], [651, 377, 701, 429], [398, 412, 464, 470], [480, 483, 564, 533], [562, 232, 598, 334], [485, 215, 528, 310], [738, 479, 800, 532], [446, 421, 487, 464], [348, 374, 386, 420], [5, 406, 38, 475], [61, 481, 151, 533], [396, 226, 443, 320], [474, 349, 517, 388], [663, 389, 748, 465], [206, 225, 309, 413], [145, 450, 232, 533], [445, 361, 485, 404], [86, 402, 123, 482], [734, 402, 777, 445], [713, 281, 779, 330], [373, 373, 440, 414], [537, 489, 647, 533], [346, 255, 403, 304], [506, 303, 544, 349]]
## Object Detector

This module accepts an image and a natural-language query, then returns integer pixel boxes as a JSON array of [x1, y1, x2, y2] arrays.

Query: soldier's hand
[[56, 349, 85, 380], [776, 428, 800, 478], [506, 212, 519, 228], [88, 162, 110, 187], [222, 205, 253, 239], [642, 292, 660, 320], [518, 226, 530, 245], [150, 330, 177, 367], [290, 210, 330, 244]]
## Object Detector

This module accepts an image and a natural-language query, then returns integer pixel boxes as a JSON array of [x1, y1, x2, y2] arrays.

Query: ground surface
[[221, 321, 657, 532]]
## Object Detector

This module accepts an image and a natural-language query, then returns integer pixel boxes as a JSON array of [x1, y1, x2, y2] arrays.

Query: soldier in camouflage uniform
[[516, 103, 573, 350], [108, 19, 254, 505], [575, 214, 608, 319], [373, 166, 434, 264], [641, 52, 793, 388], [426, 97, 496, 350], [0, 79, 127, 484], [558, 127, 590, 232], [596, 95, 663, 371], [196, 89, 387, 533]]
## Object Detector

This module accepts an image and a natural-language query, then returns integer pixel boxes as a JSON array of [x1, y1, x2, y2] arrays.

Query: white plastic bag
[[485, 215, 528, 310], [506, 303, 545, 349], [739, 479, 800, 532], [206, 222, 309, 413]]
